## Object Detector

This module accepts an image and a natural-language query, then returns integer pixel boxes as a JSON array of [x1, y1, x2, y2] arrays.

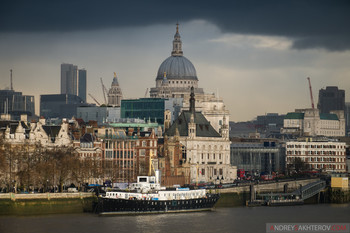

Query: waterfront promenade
[[216, 178, 320, 194], [0, 192, 96, 215], [0, 192, 95, 200]]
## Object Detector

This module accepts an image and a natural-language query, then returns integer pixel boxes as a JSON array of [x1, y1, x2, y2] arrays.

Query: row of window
[[287, 151, 344, 155], [168, 80, 195, 85], [201, 153, 223, 161], [286, 144, 345, 149], [304, 164, 346, 170], [105, 150, 134, 159], [116, 160, 134, 168], [201, 168, 223, 176], [104, 140, 157, 149], [80, 153, 99, 158], [287, 156, 345, 163]]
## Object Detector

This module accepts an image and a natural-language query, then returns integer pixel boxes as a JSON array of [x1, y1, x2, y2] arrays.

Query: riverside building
[[164, 88, 237, 184], [281, 108, 345, 137], [230, 138, 284, 175], [285, 138, 346, 173]]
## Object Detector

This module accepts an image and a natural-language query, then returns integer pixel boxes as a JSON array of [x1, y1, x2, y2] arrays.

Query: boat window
[[139, 177, 147, 182]]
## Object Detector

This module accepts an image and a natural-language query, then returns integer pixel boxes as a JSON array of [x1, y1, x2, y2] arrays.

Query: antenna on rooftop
[[10, 69, 13, 91]]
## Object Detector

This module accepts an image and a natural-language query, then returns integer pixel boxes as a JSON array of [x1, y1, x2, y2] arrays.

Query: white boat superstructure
[[106, 188, 206, 201]]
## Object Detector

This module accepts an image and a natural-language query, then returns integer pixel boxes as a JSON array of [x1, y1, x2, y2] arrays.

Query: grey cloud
[[292, 37, 350, 52], [1, 0, 350, 51]]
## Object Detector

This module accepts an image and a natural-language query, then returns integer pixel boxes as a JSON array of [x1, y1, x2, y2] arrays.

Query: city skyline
[[1, 1, 350, 122]]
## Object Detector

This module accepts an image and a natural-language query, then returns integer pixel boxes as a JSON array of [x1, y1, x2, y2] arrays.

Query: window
[[201, 169, 205, 175], [142, 141, 147, 147], [140, 149, 145, 156], [182, 146, 187, 160]]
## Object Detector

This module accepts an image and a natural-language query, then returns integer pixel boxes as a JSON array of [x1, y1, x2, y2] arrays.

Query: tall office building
[[317, 86, 345, 114], [345, 103, 350, 135], [61, 63, 86, 102], [78, 69, 87, 102], [61, 63, 78, 96], [0, 89, 35, 120]]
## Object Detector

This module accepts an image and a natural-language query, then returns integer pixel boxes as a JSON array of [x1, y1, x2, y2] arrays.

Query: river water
[[0, 204, 349, 233]]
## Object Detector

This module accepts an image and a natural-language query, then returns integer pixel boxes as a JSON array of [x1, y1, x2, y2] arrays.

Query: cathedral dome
[[156, 23, 198, 82], [156, 56, 197, 81]]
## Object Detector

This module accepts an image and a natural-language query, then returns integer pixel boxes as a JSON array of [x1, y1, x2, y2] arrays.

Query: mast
[[10, 69, 13, 91]]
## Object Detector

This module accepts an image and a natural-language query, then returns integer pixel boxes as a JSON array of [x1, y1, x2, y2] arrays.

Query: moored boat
[[96, 175, 220, 215]]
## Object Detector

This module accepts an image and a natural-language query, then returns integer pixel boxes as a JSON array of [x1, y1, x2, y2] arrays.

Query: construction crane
[[307, 77, 315, 109], [100, 77, 108, 105], [88, 93, 101, 106], [144, 88, 149, 98]]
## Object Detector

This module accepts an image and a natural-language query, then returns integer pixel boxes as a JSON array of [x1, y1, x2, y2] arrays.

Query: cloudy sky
[[1, 0, 349, 122]]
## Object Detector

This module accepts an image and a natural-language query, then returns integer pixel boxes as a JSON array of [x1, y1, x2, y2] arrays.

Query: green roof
[[284, 112, 339, 121], [165, 111, 221, 138], [320, 113, 339, 120], [285, 112, 304, 119]]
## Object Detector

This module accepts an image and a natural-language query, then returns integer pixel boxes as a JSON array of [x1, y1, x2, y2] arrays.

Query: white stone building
[[165, 88, 237, 184], [4, 118, 72, 147], [285, 138, 347, 173], [281, 109, 345, 137]]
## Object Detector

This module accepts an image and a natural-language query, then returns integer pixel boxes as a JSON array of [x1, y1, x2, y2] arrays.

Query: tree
[[0, 138, 20, 192]]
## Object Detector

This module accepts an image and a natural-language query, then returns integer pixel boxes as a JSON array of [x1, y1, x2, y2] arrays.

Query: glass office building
[[121, 98, 182, 124]]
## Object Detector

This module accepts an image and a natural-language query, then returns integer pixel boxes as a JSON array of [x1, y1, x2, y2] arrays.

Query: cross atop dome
[[172, 23, 183, 56]]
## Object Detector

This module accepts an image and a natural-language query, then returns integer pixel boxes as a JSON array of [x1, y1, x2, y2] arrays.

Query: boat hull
[[97, 193, 220, 215]]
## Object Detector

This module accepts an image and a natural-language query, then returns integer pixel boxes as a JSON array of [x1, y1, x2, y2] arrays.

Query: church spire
[[189, 86, 195, 114], [172, 23, 183, 56]]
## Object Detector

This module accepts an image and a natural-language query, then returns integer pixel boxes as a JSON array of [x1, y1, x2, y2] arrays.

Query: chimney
[[128, 127, 134, 136]]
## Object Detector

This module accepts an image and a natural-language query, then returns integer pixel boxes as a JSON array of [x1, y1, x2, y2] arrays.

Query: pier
[[247, 180, 326, 206]]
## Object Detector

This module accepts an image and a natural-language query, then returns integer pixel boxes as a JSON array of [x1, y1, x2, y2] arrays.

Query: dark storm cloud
[[1, 0, 349, 51]]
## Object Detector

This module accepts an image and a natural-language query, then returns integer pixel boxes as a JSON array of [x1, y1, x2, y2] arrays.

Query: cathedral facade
[[149, 24, 229, 133], [164, 88, 237, 184]]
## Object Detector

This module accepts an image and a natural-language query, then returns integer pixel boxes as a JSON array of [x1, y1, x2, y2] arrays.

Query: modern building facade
[[61, 63, 87, 102], [281, 108, 345, 137], [77, 106, 121, 125], [318, 86, 345, 114], [285, 138, 347, 173], [0, 90, 35, 120], [78, 69, 87, 103], [230, 138, 284, 175], [345, 102, 350, 136], [40, 94, 86, 119], [121, 98, 182, 125]]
